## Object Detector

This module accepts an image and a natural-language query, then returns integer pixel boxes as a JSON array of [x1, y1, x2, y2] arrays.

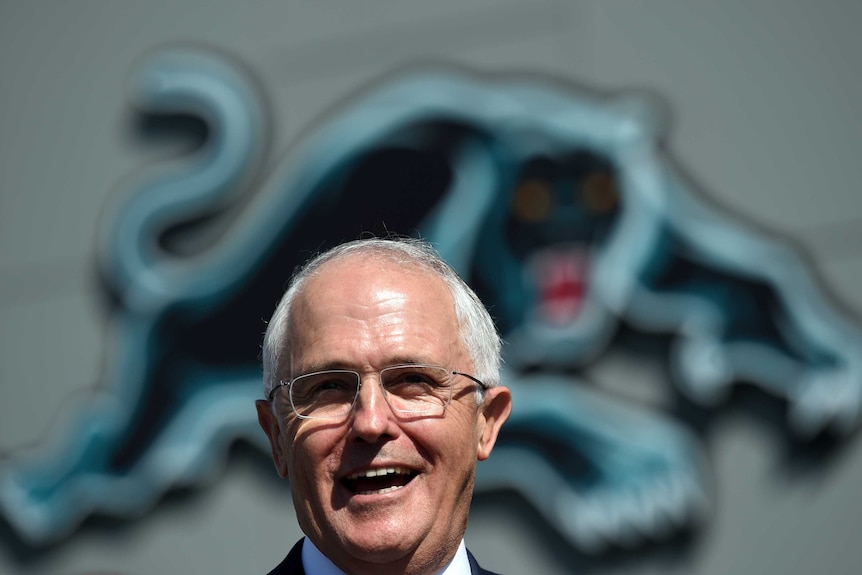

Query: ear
[[476, 386, 512, 461], [256, 399, 289, 478]]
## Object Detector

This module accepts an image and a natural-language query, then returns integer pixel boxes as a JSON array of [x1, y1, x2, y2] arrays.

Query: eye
[[511, 179, 553, 222], [292, 372, 357, 404], [384, 366, 450, 397], [315, 378, 352, 392], [580, 171, 618, 214]]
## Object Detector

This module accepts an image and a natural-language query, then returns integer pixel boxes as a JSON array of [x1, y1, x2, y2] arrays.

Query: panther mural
[[2, 48, 860, 557]]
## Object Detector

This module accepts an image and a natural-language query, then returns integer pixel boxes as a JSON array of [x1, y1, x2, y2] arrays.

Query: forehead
[[286, 254, 461, 366]]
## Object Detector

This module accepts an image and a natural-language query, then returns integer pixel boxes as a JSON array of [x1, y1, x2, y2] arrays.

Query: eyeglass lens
[[288, 365, 454, 419]]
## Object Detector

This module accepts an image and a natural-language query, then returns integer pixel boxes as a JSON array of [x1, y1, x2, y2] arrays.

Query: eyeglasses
[[268, 364, 488, 420]]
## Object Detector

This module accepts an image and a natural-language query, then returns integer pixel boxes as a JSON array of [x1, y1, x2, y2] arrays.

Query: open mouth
[[342, 467, 418, 495], [530, 246, 588, 326]]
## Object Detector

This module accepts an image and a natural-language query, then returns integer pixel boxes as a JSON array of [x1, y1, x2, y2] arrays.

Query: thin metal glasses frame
[[267, 364, 489, 420]]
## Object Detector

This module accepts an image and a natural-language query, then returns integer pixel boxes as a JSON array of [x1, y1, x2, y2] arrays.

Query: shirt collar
[[302, 537, 471, 575]]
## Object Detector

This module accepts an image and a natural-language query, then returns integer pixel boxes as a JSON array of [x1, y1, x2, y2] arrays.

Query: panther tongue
[[532, 248, 587, 325]]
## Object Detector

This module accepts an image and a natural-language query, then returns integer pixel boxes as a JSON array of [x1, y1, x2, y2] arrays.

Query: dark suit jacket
[[267, 538, 501, 575]]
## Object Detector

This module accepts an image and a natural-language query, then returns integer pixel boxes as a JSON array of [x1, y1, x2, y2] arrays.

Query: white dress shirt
[[302, 536, 472, 575]]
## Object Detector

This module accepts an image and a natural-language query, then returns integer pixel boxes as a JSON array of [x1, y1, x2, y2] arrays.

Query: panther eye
[[512, 179, 553, 222], [580, 171, 618, 214]]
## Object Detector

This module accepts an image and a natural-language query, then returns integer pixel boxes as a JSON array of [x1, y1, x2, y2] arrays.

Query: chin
[[334, 529, 421, 568]]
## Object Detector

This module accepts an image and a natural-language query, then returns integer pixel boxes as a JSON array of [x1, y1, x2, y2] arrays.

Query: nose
[[347, 374, 398, 443]]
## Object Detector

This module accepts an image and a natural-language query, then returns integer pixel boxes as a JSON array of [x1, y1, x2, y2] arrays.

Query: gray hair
[[261, 237, 501, 398]]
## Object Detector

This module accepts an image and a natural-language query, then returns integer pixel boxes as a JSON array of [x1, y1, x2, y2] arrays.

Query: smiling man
[[256, 237, 512, 575]]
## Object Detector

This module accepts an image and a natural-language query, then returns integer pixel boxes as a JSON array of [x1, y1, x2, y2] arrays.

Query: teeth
[[347, 466, 410, 480]]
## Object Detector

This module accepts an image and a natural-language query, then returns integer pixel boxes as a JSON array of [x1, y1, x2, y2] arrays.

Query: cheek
[[420, 411, 480, 468], [287, 424, 341, 484]]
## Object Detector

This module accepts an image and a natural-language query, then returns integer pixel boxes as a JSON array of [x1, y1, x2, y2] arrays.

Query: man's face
[[256, 255, 510, 574]]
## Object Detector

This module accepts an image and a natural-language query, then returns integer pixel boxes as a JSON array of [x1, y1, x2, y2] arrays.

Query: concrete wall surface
[[2, 2, 861, 574]]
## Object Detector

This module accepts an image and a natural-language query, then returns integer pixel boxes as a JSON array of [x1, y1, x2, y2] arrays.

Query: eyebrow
[[295, 356, 439, 376], [293, 361, 354, 376]]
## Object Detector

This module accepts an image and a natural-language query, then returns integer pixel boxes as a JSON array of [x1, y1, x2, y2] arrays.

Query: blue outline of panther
[[2, 47, 859, 554]]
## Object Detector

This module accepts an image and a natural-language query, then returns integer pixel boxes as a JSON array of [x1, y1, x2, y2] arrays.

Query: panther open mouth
[[342, 466, 418, 495], [530, 246, 589, 326]]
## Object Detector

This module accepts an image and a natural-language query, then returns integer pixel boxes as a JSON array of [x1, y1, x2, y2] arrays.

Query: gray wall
[[2, 1, 862, 573]]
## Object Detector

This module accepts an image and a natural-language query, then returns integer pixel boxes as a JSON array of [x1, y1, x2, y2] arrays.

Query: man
[[256, 237, 513, 575]]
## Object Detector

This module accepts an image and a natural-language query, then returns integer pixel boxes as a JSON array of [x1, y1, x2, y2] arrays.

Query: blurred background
[[2, 1, 862, 574]]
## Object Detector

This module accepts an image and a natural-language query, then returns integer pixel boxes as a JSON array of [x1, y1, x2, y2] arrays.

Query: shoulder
[[467, 548, 503, 575], [266, 538, 305, 575]]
